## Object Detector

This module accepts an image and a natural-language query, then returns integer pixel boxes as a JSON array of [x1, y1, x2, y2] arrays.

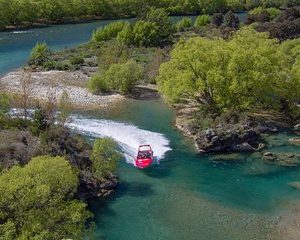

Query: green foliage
[[194, 15, 211, 29], [92, 21, 129, 42], [132, 20, 159, 47], [70, 55, 84, 65], [250, 6, 281, 20], [0, 156, 92, 240], [32, 107, 48, 134], [0, 94, 10, 115], [90, 138, 121, 179], [42, 60, 71, 71], [0, 0, 295, 28], [28, 42, 50, 66], [144, 8, 174, 45], [176, 17, 193, 31], [157, 27, 300, 115], [89, 60, 143, 94], [117, 24, 134, 45]]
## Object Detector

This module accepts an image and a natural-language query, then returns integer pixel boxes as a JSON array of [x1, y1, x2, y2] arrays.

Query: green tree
[[144, 8, 174, 45], [117, 24, 134, 45], [194, 15, 211, 29], [0, 156, 92, 240], [157, 27, 299, 114], [28, 42, 50, 66], [132, 20, 159, 47], [89, 60, 143, 94], [92, 21, 129, 42], [176, 17, 192, 31], [90, 138, 121, 179]]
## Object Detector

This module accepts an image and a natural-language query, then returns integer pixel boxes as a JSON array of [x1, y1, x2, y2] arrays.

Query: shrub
[[266, 7, 281, 20], [42, 60, 71, 71], [92, 21, 129, 42], [0, 94, 10, 115], [132, 20, 159, 47], [90, 138, 121, 179], [28, 42, 50, 66], [194, 15, 211, 29], [88, 74, 109, 94], [70, 55, 84, 65], [117, 24, 134, 45], [0, 156, 92, 239], [176, 17, 192, 31], [144, 8, 174, 45], [89, 60, 143, 94]]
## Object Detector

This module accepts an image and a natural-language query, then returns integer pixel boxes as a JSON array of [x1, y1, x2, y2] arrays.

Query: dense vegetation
[[157, 27, 300, 118], [0, 156, 92, 239], [0, 0, 298, 30], [0, 95, 121, 238]]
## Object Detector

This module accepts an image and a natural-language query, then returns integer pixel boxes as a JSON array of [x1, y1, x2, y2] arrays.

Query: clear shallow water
[[68, 99, 300, 240]]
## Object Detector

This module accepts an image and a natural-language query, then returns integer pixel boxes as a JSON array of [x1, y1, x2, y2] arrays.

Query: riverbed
[[1, 16, 300, 240]]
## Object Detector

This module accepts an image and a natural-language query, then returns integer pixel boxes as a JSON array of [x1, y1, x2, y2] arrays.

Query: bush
[[117, 24, 134, 45], [28, 42, 50, 66], [144, 8, 174, 45], [92, 21, 129, 42], [88, 74, 109, 94], [42, 60, 71, 71], [0, 156, 92, 239], [70, 55, 84, 65], [176, 17, 192, 31], [194, 15, 211, 29], [90, 138, 121, 179], [248, 7, 281, 22], [0, 94, 10, 115], [89, 60, 143, 94], [132, 20, 159, 47]]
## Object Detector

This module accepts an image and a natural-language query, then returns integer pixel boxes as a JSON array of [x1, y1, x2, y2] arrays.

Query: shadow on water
[[139, 164, 171, 179]]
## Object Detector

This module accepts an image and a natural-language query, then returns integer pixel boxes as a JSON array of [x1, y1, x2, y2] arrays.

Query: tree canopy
[[90, 138, 121, 179], [157, 27, 300, 115], [0, 156, 92, 240]]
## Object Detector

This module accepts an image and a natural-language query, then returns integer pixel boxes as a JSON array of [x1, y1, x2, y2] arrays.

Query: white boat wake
[[67, 116, 171, 166]]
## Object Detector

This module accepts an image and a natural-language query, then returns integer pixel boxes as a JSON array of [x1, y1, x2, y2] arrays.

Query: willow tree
[[0, 156, 92, 240], [157, 27, 299, 114]]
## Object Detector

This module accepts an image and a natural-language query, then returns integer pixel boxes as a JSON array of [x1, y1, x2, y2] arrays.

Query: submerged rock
[[289, 138, 300, 147], [262, 151, 300, 167], [288, 182, 300, 190]]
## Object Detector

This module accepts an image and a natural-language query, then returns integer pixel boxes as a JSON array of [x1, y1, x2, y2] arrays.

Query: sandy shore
[[0, 69, 125, 109]]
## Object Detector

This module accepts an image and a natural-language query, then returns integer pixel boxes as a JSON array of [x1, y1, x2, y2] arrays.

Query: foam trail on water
[[67, 115, 171, 166]]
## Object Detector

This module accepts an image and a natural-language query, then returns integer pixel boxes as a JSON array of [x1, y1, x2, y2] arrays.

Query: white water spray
[[67, 115, 171, 166]]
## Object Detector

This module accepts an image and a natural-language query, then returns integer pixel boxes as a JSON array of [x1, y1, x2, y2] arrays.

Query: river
[[1, 16, 300, 240]]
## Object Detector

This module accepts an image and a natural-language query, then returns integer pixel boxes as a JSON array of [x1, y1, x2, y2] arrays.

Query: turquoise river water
[[0, 17, 299, 240]]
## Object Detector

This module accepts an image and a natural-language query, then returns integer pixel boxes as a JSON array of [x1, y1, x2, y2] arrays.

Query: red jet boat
[[135, 145, 154, 169]]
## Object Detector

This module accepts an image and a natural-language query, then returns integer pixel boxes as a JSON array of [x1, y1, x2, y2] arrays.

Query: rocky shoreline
[[174, 104, 299, 157], [0, 126, 118, 200]]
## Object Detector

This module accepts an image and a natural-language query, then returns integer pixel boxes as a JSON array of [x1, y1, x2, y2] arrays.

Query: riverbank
[[174, 103, 299, 161], [0, 69, 125, 110]]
